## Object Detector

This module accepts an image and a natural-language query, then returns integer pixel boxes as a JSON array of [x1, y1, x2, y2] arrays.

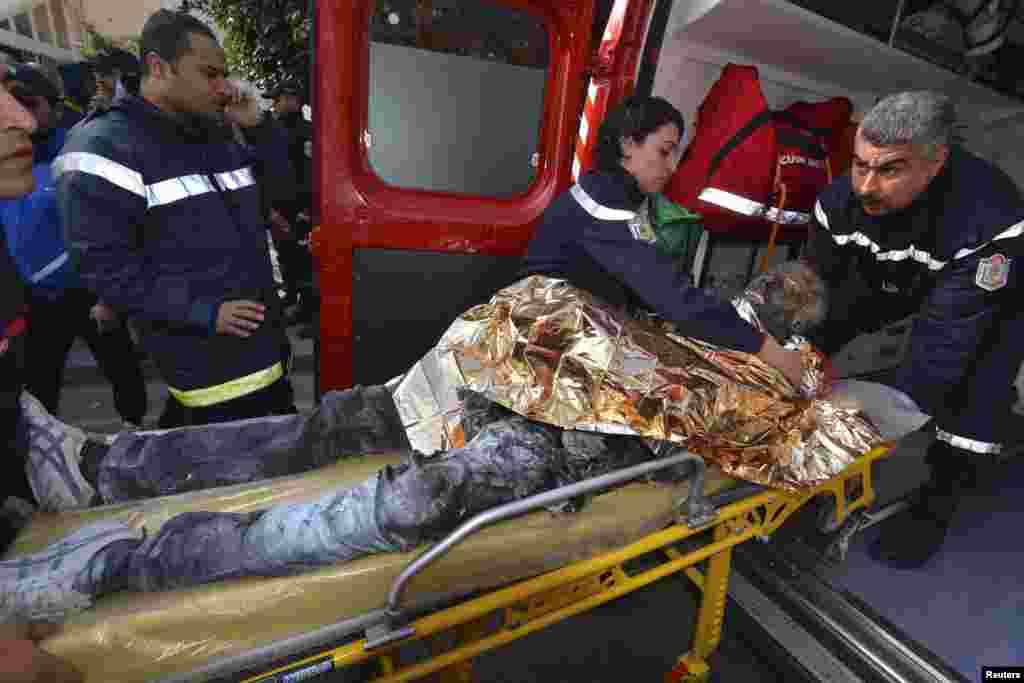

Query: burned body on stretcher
[[2, 257, 885, 630], [11, 85, 1020, 683]]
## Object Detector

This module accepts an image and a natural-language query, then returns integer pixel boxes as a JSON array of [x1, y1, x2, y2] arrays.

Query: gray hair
[[859, 91, 956, 159]]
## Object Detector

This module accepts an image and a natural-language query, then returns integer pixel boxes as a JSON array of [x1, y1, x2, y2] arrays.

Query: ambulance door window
[[367, 0, 550, 198]]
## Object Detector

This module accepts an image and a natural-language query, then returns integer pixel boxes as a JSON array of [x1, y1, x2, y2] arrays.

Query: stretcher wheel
[[665, 655, 711, 682]]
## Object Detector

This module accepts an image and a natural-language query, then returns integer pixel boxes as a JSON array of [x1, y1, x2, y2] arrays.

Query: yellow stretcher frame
[[214, 445, 892, 683]]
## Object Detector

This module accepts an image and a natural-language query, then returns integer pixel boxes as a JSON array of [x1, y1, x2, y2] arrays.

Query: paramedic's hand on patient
[[0, 622, 83, 682], [217, 300, 265, 338], [756, 334, 803, 388]]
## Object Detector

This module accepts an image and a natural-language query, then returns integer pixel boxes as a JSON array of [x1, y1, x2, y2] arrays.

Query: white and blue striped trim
[[813, 199, 829, 228], [144, 168, 256, 208], [29, 252, 69, 283], [936, 428, 1002, 454], [816, 203, 1024, 271], [53, 152, 256, 209], [815, 201, 947, 271], [953, 219, 1024, 260], [53, 152, 145, 198], [700, 187, 810, 224], [570, 183, 637, 221]]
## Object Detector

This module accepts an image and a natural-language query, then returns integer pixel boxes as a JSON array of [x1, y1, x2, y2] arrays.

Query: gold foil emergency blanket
[[389, 276, 882, 491]]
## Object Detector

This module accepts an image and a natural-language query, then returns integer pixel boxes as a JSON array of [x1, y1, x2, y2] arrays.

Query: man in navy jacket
[[56, 10, 296, 427], [806, 91, 1024, 568]]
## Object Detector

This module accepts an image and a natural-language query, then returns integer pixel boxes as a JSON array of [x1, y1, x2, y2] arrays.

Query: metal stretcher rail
[[159, 446, 890, 683], [156, 449, 712, 683], [382, 450, 713, 622]]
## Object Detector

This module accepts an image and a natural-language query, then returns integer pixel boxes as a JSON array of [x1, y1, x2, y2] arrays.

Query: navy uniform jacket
[[55, 94, 292, 404], [522, 170, 763, 353], [807, 147, 1024, 454]]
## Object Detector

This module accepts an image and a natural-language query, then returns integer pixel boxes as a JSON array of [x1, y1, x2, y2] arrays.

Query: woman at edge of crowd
[[0, 65, 84, 682], [521, 95, 804, 386]]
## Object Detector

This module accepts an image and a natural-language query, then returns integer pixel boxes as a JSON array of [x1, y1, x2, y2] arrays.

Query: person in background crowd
[[57, 10, 296, 428], [264, 77, 316, 335], [55, 62, 95, 129], [88, 48, 141, 112], [2, 64, 148, 429], [0, 61, 85, 683]]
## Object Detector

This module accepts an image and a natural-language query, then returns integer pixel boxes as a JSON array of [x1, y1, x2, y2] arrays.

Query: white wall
[[653, 0, 1024, 187], [962, 113, 1024, 190]]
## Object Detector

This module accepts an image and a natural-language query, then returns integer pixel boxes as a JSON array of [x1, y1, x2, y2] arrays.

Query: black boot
[[869, 440, 982, 569]]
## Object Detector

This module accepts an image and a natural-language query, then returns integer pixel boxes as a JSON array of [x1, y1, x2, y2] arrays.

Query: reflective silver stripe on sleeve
[[145, 167, 257, 208], [876, 245, 946, 271], [698, 187, 810, 224], [764, 205, 810, 225], [953, 219, 1024, 260], [814, 199, 829, 228], [29, 252, 69, 283], [52, 152, 146, 199], [570, 183, 637, 221], [830, 231, 946, 271], [214, 167, 256, 192], [831, 231, 881, 253], [698, 187, 765, 217], [53, 155, 259, 210], [145, 174, 215, 208], [935, 428, 1002, 454]]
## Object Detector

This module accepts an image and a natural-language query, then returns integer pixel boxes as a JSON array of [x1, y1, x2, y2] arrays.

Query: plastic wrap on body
[[390, 275, 882, 491], [11, 453, 737, 683]]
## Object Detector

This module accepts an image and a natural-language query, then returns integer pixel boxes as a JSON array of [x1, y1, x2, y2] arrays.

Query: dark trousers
[[0, 333, 33, 509], [274, 226, 317, 321], [25, 289, 147, 424], [92, 415, 559, 596], [157, 376, 297, 429], [96, 385, 407, 504]]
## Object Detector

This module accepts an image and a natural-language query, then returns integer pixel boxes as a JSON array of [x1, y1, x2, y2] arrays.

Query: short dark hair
[[93, 48, 140, 77], [140, 10, 218, 77], [594, 95, 685, 172]]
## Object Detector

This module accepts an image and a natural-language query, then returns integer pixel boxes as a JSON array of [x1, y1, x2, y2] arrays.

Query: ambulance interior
[[652, 3, 1024, 680], [348, 3, 1024, 676], [338, 1, 1024, 679]]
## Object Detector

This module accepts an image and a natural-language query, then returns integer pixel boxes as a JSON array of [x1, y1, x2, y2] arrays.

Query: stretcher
[[9, 443, 892, 683]]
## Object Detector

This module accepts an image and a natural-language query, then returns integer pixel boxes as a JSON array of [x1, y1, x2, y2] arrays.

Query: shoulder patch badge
[[976, 253, 1012, 292]]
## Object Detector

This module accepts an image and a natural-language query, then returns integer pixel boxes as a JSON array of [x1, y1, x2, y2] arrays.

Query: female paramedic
[[521, 96, 803, 386]]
